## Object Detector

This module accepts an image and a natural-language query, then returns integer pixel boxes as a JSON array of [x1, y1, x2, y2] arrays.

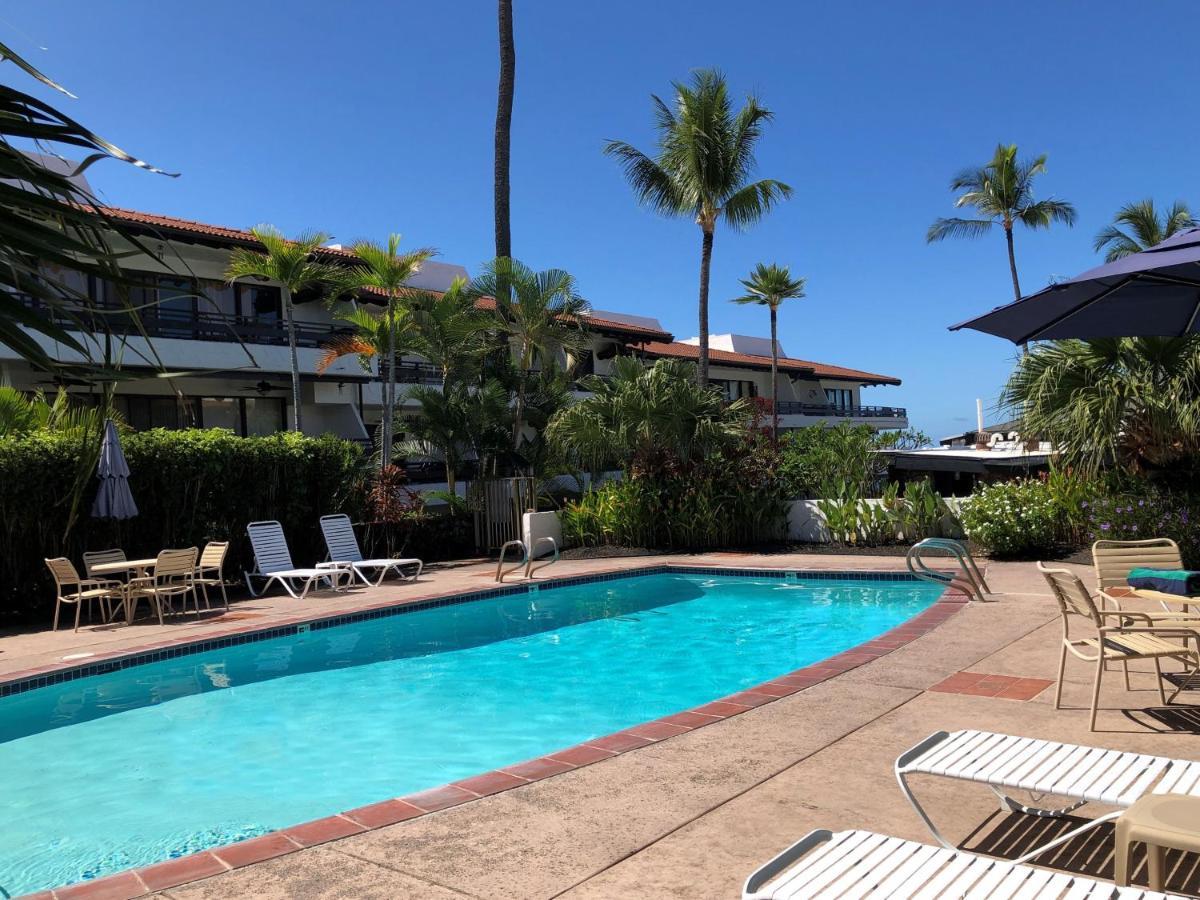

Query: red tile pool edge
[[22, 569, 969, 899]]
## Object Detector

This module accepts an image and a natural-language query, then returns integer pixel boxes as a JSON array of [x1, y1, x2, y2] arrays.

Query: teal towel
[[1127, 567, 1200, 597]]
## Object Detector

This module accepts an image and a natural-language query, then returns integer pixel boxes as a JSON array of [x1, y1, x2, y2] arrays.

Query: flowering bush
[[959, 479, 1061, 557], [1081, 492, 1200, 567]]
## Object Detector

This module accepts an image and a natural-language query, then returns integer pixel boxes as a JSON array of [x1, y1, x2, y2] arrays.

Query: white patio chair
[[896, 729, 1200, 866], [743, 828, 1187, 899], [319, 514, 423, 586], [245, 520, 350, 599]]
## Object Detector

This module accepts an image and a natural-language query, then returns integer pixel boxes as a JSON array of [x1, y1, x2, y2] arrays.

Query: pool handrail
[[906, 538, 991, 602], [496, 540, 528, 583], [525, 537, 559, 579]]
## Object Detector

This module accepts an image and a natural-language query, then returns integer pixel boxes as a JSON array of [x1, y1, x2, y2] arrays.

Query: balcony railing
[[380, 360, 442, 385], [15, 294, 348, 349], [774, 401, 907, 419]]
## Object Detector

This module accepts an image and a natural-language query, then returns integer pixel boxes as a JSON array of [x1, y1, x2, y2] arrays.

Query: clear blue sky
[[9, 2, 1199, 439]]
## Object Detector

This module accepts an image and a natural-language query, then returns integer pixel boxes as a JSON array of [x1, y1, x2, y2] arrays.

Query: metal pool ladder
[[495, 537, 560, 583], [906, 538, 991, 602]]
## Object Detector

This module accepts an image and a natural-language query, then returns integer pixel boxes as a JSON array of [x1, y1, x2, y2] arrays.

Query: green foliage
[[959, 479, 1061, 557], [1081, 491, 1200, 568], [0, 41, 175, 379], [560, 452, 787, 550], [1094, 199, 1195, 263], [927, 144, 1077, 245], [549, 356, 750, 478], [1001, 336, 1200, 479], [777, 422, 890, 498], [0, 429, 363, 623], [816, 480, 951, 547]]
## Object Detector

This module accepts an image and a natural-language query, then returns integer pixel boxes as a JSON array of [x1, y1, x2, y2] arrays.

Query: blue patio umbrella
[[950, 227, 1200, 343], [91, 418, 138, 520]]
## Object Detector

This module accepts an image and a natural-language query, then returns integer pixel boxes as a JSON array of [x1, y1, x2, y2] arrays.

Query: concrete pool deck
[[5, 553, 1200, 899]]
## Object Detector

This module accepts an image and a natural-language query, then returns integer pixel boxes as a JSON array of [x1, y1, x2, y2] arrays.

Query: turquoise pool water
[[0, 571, 941, 896]]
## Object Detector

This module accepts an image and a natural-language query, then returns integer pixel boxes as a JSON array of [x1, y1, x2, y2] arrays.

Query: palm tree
[[405, 278, 491, 390], [927, 144, 1077, 302], [399, 380, 511, 495], [604, 69, 792, 386], [340, 236, 435, 466], [1001, 336, 1200, 477], [548, 356, 749, 479], [226, 227, 347, 432], [0, 386, 115, 438], [466, 257, 589, 451], [1094, 199, 1196, 262], [495, 0, 515, 259], [730, 262, 807, 439]]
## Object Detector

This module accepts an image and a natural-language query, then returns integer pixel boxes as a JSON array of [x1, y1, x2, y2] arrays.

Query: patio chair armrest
[[1102, 624, 1200, 640], [1098, 609, 1155, 623], [80, 577, 122, 591], [1097, 590, 1125, 611]]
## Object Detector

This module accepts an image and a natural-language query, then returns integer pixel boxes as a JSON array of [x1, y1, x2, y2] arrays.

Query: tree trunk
[[1005, 222, 1028, 353], [697, 227, 714, 387], [512, 344, 529, 451], [282, 286, 303, 432], [1004, 222, 1022, 301], [494, 0, 515, 260], [769, 305, 779, 441], [382, 300, 396, 468]]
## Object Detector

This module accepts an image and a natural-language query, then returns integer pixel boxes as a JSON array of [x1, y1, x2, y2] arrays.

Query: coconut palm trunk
[[495, 0, 515, 260], [282, 286, 303, 432], [697, 227, 714, 387], [382, 299, 396, 465], [769, 305, 779, 439], [1003, 222, 1021, 301]]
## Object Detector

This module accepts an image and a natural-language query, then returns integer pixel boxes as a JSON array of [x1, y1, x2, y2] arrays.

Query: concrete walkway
[[8, 554, 1200, 898]]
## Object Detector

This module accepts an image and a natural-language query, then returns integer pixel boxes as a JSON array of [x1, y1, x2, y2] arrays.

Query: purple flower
[[1101, 523, 1111, 531]]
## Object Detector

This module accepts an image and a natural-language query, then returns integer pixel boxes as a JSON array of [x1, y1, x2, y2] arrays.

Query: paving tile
[[658, 710, 720, 729], [501, 756, 577, 780], [137, 852, 227, 892], [453, 770, 529, 796], [342, 799, 425, 829], [401, 783, 479, 812], [284, 815, 367, 847], [587, 731, 655, 753], [53, 871, 147, 900], [547, 744, 618, 766], [691, 700, 751, 718], [212, 832, 302, 868], [626, 720, 690, 740]]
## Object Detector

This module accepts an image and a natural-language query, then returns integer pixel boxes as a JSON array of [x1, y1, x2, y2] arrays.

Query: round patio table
[[88, 558, 157, 624]]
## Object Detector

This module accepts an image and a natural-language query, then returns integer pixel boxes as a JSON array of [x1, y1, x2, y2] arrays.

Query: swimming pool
[[0, 569, 944, 895]]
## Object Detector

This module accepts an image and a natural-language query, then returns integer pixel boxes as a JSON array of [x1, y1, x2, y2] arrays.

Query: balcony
[[774, 401, 907, 419], [15, 294, 349, 349], [380, 360, 442, 385]]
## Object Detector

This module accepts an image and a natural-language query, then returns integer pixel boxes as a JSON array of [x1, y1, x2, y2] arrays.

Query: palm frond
[[721, 179, 792, 231], [926, 217, 994, 242]]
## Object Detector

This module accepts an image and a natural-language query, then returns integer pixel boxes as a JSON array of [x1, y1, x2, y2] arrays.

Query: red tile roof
[[641, 341, 900, 386], [473, 297, 672, 341], [98, 206, 359, 258], [98, 206, 894, 383]]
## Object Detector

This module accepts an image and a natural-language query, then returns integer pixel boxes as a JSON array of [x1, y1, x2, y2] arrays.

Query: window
[[153, 277, 195, 337], [825, 388, 854, 410], [113, 395, 192, 430], [713, 379, 757, 401], [240, 284, 282, 323], [244, 397, 286, 435], [200, 397, 240, 431]]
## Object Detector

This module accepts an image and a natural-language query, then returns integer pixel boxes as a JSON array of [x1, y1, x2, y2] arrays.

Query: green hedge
[[0, 429, 363, 624]]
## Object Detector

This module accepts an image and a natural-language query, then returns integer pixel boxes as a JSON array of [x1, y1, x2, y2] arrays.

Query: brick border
[[11, 566, 967, 899]]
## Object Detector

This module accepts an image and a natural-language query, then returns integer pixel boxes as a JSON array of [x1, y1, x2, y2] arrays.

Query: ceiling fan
[[241, 380, 287, 396]]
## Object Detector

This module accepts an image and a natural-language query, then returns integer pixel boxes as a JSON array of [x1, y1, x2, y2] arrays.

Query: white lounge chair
[[896, 729, 1200, 865], [245, 520, 350, 599], [743, 828, 1186, 899], [319, 514, 422, 586]]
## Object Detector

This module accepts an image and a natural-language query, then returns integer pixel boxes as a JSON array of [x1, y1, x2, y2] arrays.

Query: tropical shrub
[[0, 429, 364, 622], [1080, 491, 1200, 568], [958, 479, 1061, 557], [777, 423, 930, 499]]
